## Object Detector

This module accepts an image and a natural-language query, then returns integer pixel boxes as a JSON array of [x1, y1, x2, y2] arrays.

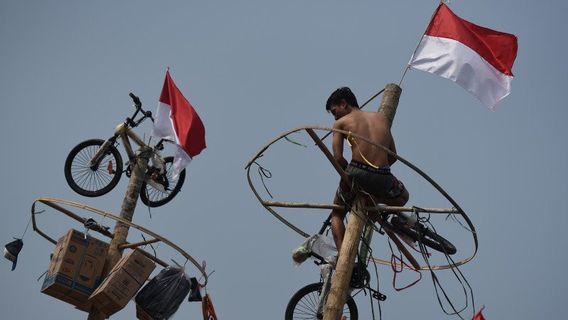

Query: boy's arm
[[332, 121, 348, 169]]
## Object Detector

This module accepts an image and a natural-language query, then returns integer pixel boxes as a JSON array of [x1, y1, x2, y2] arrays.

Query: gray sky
[[1, 1, 567, 319]]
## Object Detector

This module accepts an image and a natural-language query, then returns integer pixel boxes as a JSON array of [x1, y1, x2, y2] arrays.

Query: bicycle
[[64, 93, 185, 207], [285, 207, 456, 320]]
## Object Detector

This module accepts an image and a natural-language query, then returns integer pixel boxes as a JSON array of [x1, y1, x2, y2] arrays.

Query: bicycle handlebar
[[129, 92, 142, 108], [126, 92, 155, 127]]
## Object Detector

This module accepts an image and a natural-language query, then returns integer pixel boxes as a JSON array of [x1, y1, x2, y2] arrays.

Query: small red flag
[[202, 293, 218, 320], [473, 307, 486, 320]]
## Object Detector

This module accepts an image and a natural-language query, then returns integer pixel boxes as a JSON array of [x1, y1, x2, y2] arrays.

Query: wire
[[364, 235, 384, 320], [21, 213, 36, 239], [418, 220, 476, 319], [284, 136, 308, 148], [252, 160, 274, 199], [358, 230, 379, 320], [141, 233, 159, 261]]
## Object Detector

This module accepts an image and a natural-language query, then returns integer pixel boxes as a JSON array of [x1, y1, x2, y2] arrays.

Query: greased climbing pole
[[87, 145, 151, 320]]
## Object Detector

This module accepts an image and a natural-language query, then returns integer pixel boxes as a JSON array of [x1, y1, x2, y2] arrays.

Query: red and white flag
[[153, 71, 206, 178], [473, 307, 486, 320], [409, 3, 518, 110]]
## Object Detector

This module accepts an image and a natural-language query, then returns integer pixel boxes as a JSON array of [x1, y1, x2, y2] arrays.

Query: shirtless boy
[[326, 87, 409, 252]]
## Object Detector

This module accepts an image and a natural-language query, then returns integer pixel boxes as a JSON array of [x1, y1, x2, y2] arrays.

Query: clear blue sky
[[1, 1, 567, 319]]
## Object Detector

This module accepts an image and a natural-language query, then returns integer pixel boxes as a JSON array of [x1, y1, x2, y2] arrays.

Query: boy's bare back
[[334, 110, 393, 167]]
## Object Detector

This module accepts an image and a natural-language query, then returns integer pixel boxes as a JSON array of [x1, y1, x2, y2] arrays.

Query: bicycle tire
[[140, 156, 186, 207], [285, 282, 358, 320], [391, 218, 457, 255], [64, 139, 123, 197]]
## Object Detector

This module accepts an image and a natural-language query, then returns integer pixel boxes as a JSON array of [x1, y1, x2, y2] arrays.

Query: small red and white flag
[[152, 71, 206, 178], [409, 3, 518, 110], [473, 306, 486, 320]]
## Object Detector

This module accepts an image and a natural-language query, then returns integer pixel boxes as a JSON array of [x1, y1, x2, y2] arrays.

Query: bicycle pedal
[[372, 292, 387, 301]]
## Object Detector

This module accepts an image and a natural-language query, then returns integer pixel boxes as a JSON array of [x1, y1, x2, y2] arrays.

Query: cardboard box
[[41, 229, 109, 311], [89, 249, 156, 317]]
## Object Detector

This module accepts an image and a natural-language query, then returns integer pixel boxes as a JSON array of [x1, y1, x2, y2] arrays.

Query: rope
[[358, 228, 383, 320], [252, 160, 274, 199], [144, 187, 153, 219], [387, 237, 422, 291], [141, 233, 159, 261], [20, 213, 35, 239], [418, 220, 476, 319], [398, 2, 443, 86], [370, 252, 383, 320], [347, 131, 380, 169], [284, 136, 307, 148]]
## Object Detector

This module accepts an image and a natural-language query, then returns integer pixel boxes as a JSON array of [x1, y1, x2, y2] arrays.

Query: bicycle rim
[[285, 282, 358, 320], [140, 156, 186, 207], [64, 139, 123, 197]]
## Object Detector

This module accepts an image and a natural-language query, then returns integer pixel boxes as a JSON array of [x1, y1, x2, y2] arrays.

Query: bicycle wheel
[[391, 217, 457, 255], [285, 282, 358, 320], [140, 156, 186, 207], [64, 139, 123, 197]]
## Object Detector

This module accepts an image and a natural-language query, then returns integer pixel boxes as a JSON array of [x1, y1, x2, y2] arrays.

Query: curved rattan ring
[[31, 197, 209, 286], [245, 125, 478, 271]]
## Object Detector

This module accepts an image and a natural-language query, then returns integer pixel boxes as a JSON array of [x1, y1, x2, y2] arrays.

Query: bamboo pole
[[261, 200, 459, 214], [118, 238, 161, 250], [88, 146, 152, 320], [306, 128, 350, 184], [324, 83, 402, 320], [323, 196, 367, 320]]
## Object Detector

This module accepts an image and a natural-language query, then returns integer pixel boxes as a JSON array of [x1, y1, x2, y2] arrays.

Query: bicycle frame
[[89, 108, 163, 172]]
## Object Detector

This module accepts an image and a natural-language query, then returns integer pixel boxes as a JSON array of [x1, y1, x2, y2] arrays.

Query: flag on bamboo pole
[[409, 3, 518, 110], [202, 294, 218, 320], [473, 307, 486, 320], [152, 70, 206, 178]]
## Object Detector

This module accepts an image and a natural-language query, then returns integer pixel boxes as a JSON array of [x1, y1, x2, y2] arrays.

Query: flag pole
[[398, 1, 444, 86]]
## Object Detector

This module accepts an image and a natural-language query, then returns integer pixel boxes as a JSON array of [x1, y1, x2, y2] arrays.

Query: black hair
[[325, 87, 359, 111]]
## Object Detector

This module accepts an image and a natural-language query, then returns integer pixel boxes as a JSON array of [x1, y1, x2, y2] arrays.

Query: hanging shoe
[[187, 277, 202, 302], [4, 238, 23, 271]]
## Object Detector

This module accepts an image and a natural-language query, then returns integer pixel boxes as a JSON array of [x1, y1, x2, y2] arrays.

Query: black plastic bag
[[135, 267, 190, 319]]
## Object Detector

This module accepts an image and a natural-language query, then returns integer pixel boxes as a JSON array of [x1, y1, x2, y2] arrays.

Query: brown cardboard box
[[89, 249, 156, 317], [41, 229, 109, 311]]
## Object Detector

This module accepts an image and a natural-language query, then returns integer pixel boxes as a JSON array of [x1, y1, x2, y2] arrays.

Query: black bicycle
[[285, 210, 456, 320]]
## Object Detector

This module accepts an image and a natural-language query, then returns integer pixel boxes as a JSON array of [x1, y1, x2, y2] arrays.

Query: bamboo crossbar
[[305, 128, 350, 185], [118, 238, 161, 250], [39, 200, 115, 238], [262, 200, 459, 214]]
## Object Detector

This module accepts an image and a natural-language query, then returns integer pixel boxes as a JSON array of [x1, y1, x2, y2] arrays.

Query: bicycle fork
[[316, 263, 334, 319], [89, 138, 116, 170], [145, 152, 167, 192]]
